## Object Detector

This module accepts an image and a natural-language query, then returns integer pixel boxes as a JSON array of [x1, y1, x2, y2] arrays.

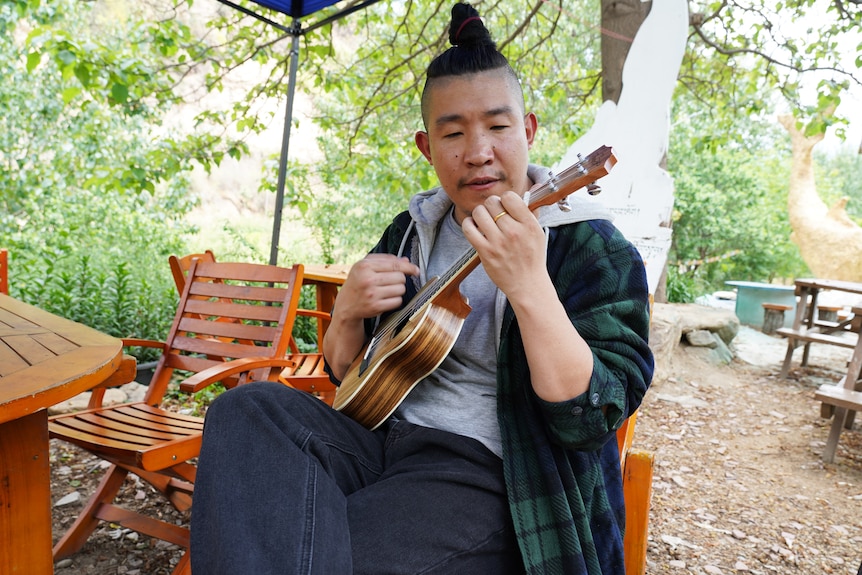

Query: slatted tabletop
[[0, 293, 128, 574], [0, 294, 126, 424]]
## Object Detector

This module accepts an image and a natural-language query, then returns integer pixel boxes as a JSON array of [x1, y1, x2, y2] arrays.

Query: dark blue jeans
[[190, 382, 523, 574]]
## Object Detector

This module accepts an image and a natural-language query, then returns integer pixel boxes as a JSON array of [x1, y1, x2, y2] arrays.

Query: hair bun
[[448, 3, 495, 49]]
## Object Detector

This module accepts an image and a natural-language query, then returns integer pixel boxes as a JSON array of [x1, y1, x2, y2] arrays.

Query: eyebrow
[[434, 106, 516, 127]]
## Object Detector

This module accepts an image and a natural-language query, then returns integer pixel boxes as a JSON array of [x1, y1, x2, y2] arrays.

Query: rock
[[649, 302, 741, 382], [685, 329, 719, 348], [653, 302, 740, 345], [121, 381, 148, 403], [54, 491, 81, 507], [683, 334, 733, 365]]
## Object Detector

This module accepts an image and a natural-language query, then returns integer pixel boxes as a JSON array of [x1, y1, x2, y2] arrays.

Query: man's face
[[415, 70, 537, 224]]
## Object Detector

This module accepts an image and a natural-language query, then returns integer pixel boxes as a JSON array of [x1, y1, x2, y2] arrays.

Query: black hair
[[420, 3, 522, 126]]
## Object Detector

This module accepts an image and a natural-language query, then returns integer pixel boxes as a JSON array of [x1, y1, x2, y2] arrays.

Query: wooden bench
[[815, 385, 862, 412], [811, 324, 862, 462], [776, 327, 857, 350], [815, 381, 862, 462], [776, 327, 857, 378], [762, 303, 792, 334]]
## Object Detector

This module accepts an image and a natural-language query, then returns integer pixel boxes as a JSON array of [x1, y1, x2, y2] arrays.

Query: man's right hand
[[322, 254, 419, 380]]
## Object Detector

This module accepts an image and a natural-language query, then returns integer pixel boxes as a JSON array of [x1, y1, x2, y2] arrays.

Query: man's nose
[[464, 133, 494, 165]]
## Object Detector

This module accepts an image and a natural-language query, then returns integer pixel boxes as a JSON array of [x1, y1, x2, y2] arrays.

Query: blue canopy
[[247, 0, 340, 18]]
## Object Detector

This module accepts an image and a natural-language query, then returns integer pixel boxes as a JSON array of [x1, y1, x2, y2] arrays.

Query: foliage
[[0, 0, 205, 353], [684, 0, 860, 141], [814, 146, 862, 222], [188, 1, 607, 260], [666, 105, 811, 298], [228, 0, 860, 261], [3, 0, 861, 329]]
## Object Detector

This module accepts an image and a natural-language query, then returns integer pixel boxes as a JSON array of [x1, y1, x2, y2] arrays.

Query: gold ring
[[493, 211, 508, 223]]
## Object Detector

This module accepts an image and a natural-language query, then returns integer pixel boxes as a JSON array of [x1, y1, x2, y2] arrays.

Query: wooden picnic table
[[773, 279, 862, 462], [777, 278, 862, 378], [0, 294, 134, 574]]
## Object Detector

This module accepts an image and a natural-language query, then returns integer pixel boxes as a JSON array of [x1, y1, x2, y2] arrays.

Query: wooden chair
[[0, 248, 8, 295], [279, 306, 338, 404], [617, 411, 654, 575], [48, 260, 305, 574], [171, 249, 337, 404], [618, 293, 655, 574]]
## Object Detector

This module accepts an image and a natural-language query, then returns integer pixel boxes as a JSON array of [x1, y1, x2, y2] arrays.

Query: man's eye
[[491, 125, 508, 131], [444, 132, 463, 138]]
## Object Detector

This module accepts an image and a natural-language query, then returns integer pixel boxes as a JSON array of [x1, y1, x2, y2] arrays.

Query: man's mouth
[[461, 173, 504, 189]]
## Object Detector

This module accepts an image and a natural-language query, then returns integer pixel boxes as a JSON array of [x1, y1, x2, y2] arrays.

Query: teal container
[[725, 281, 797, 328]]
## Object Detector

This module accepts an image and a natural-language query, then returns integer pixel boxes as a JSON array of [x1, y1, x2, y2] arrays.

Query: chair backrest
[[143, 259, 304, 406], [0, 249, 8, 295], [169, 250, 216, 295]]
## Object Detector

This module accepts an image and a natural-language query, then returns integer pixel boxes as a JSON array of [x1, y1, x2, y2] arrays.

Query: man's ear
[[415, 131, 433, 165], [524, 112, 538, 150]]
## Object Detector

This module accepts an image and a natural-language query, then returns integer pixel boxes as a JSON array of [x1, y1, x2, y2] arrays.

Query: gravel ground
[[637, 327, 862, 574]]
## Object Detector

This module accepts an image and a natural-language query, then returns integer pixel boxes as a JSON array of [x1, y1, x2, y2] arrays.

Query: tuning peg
[[557, 198, 572, 212], [576, 154, 587, 174], [587, 183, 601, 195]]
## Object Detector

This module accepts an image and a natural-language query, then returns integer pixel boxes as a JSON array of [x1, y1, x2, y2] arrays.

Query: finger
[[498, 190, 530, 220], [357, 254, 419, 277]]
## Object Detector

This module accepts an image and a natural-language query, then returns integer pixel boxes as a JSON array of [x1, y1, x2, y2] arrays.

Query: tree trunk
[[601, 0, 651, 104]]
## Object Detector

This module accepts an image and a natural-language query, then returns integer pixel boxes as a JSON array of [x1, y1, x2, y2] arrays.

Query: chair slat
[[176, 316, 281, 343], [169, 336, 273, 361], [184, 299, 286, 323], [192, 260, 298, 285]]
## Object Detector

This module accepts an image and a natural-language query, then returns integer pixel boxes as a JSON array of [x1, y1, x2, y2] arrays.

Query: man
[[191, 4, 653, 574]]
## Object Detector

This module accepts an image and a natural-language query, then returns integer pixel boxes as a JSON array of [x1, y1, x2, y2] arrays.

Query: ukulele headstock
[[529, 145, 617, 211]]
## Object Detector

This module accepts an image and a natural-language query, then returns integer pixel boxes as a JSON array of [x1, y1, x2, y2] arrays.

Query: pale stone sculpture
[[779, 115, 862, 281], [553, 0, 689, 294]]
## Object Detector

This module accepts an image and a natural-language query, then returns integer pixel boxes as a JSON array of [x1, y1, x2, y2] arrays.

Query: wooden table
[[778, 278, 862, 378], [773, 279, 862, 462], [302, 264, 350, 343], [0, 294, 131, 574]]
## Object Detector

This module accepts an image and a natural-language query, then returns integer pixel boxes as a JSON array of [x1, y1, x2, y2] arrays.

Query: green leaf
[[26, 51, 41, 72], [74, 63, 90, 87], [61, 86, 81, 104], [111, 82, 129, 103], [55, 48, 76, 66]]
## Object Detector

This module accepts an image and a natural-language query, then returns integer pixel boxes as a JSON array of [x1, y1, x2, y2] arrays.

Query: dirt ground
[[49, 325, 862, 574]]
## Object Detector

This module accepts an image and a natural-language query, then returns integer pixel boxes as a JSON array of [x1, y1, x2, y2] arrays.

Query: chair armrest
[[87, 354, 139, 409], [85, 338, 165, 393], [122, 338, 166, 349], [179, 357, 297, 393], [297, 308, 331, 321]]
